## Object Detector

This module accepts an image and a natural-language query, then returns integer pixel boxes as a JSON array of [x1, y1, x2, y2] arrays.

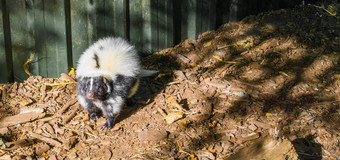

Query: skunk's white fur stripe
[[89, 78, 94, 90], [76, 37, 141, 78]]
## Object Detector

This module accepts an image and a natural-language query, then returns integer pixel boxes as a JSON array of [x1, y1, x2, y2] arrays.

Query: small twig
[[166, 96, 185, 111], [296, 152, 323, 158], [45, 82, 77, 87], [0, 149, 6, 156], [279, 71, 289, 77], [61, 127, 99, 139], [217, 44, 236, 49], [154, 72, 171, 81], [308, 4, 338, 17], [176, 54, 191, 63], [157, 108, 167, 118], [23, 53, 34, 77], [30, 132, 62, 146], [212, 56, 239, 64], [58, 98, 78, 115], [62, 106, 79, 124], [38, 116, 57, 123], [219, 152, 233, 159]]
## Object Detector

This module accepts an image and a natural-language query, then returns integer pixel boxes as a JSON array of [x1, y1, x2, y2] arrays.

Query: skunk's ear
[[102, 75, 111, 84]]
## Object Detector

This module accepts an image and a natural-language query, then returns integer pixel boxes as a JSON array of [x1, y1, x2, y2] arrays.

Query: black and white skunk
[[76, 37, 156, 129]]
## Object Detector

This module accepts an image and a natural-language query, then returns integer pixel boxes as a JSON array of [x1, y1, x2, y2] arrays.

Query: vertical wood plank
[[216, 0, 231, 28], [104, 0, 125, 37], [200, 0, 216, 32], [180, 0, 195, 41], [180, 0, 217, 41], [129, 0, 142, 51], [129, 0, 152, 52], [173, 0, 182, 45], [142, 0, 152, 52], [179, 0, 198, 41], [229, 0, 239, 22], [42, 0, 68, 77], [7, 0, 32, 81], [0, 1, 9, 83], [71, 0, 95, 67], [130, 0, 139, 50], [65, 0, 73, 69], [150, 0, 158, 52], [94, 0, 106, 39], [157, 0, 174, 51], [30, 0, 45, 77]]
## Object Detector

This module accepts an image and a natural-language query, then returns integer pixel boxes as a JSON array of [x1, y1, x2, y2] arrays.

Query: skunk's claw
[[102, 118, 115, 129], [89, 112, 99, 121]]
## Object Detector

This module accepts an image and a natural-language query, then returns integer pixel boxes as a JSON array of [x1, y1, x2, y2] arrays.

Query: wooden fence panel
[[71, 0, 97, 67], [129, 0, 151, 52], [0, 0, 304, 82], [104, 0, 125, 38], [156, 0, 174, 51]]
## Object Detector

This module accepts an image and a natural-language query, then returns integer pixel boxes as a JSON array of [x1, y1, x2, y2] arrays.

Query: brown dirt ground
[[0, 3, 340, 160]]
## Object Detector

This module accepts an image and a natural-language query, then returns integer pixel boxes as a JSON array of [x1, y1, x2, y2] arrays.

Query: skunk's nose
[[87, 92, 94, 99]]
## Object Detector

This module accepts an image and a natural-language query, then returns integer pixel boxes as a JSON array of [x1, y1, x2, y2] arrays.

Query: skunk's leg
[[78, 95, 102, 121], [87, 103, 103, 121], [103, 114, 117, 129], [102, 97, 123, 129], [102, 106, 120, 129]]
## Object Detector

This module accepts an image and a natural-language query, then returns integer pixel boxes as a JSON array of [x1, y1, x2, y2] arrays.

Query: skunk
[[76, 37, 156, 129]]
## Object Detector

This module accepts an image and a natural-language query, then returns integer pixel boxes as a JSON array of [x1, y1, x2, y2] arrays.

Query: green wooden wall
[[0, 0, 304, 82]]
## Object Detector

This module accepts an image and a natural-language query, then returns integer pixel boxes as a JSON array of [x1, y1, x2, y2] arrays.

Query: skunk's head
[[79, 76, 112, 100]]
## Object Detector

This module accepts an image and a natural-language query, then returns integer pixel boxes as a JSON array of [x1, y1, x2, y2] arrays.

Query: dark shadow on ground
[[292, 135, 322, 160]]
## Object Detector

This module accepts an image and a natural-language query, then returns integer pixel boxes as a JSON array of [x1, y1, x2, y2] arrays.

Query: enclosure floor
[[0, 3, 339, 160]]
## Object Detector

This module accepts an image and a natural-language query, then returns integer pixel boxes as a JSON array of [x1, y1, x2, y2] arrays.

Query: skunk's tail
[[139, 69, 158, 77]]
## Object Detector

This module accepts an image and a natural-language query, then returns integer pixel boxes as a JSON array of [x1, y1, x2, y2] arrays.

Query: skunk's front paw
[[89, 112, 99, 121], [102, 118, 115, 129]]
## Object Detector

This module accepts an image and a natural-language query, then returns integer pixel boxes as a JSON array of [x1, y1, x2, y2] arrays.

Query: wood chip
[[164, 111, 184, 124], [236, 132, 260, 144], [60, 73, 76, 82], [44, 123, 55, 135], [0, 127, 9, 135], [227, 136, 298, 160], [58, 98, 78, 115], [252, 120, 272, 129], [138, 129, 168, 141], [4, 139, 35, 150], [0, 154, 11, 160], [157, 108, 167, 118], [196, 150, 215, 160], [0, 110, 45, 128], [176, 54, 191, 63], [204, 80, 229, 89], [0, 87, 7, 102], [62, 105, 79, 124], [35, 143, 50, 156], [166, 96, 185, 111], [30, 133, 62, 147], [64, 137, 78, 150]]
